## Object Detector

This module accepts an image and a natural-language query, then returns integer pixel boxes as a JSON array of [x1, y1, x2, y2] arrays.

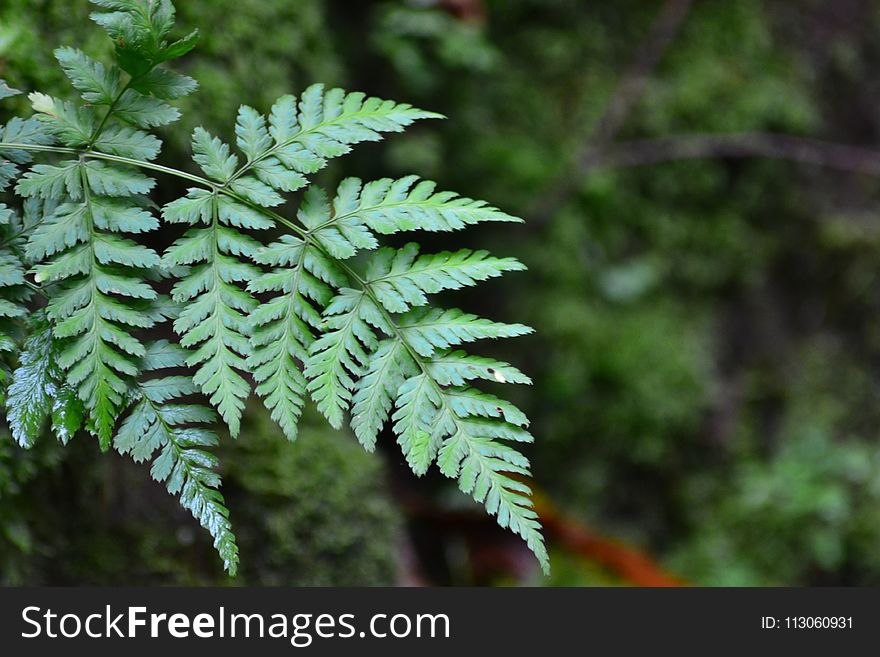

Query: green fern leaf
[[114, 89, 181, 128], [7, 312, 84, 448], [298, 185, 375, 259], [427, 350, 532, 386], [162, 144, 266, 435], [328, 176, 522, 235], [115, 340, 239, 575], [93, 124, 161, 160], [54, 47, 121, 106], [225, 86, 441, 192], [16, 161, 83, 201], [350, 338, 417, 451], [26, 20, 186, 450], [390, 369, 547, 571], [0, 112, 53, 191], [365, 243, 526, 313], [247, 238, 344, 441], [131, 67, 198, 100], [398, 307, 533, 357], [22, 157, 161, 450], [0, 0, 548, 574], [235, 105, 273, 162], [89, 0, 199, 76], [162, 187, 214, 225], [439, 419, 548, 572], [0, 209, 32, 388], [29, 92, 96, 146], [192, 127, 238, 182], [229, 175, 284, 208], [391, 372, 445, 473], [83, 160, 155, 196], [305, 288, 391, 429]]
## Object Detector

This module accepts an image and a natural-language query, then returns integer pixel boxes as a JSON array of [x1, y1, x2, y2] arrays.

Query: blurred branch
[[437, 0, 486, 23], [402, 483, 685, 585], [577, 132, 880, 175], [531, 488, 686, 587], [584, 0, 694, 150], [530, 0, 880, 225], [533, 0, 694, 219]]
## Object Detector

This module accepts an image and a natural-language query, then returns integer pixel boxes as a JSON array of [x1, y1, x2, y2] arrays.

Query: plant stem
[[1, 142, 219, 188]]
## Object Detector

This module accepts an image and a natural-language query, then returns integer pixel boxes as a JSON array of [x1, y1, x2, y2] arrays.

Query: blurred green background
[[4, 0, 880, 586]]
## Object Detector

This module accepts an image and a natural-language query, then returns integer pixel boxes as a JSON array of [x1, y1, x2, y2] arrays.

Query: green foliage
[[7, 312, 83, 448], [115, 340, 238, 575], [669, 345, 880, 585], [0, 0, 544, 575], [7, 0, 879, 588]]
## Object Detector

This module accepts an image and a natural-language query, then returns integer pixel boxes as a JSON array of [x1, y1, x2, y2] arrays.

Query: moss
[[221, 407, 402, 586], [0, 406, 401, 585]]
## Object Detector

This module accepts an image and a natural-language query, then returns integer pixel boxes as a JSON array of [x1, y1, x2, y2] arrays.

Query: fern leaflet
[[115, 340, 239, 575]]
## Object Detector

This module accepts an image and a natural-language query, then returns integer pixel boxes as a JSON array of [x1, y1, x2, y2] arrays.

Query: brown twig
[[530, 488, 686, 587], [529, 1, 880, 225], [585, 0, 695, 150], [577, 132, 880, 176], [400, 484, 686, 586], [533, 0, 694, 219]]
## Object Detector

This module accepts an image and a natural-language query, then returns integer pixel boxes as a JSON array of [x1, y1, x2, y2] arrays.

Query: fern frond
[[14, 1, 196, 449], [54, 47, 122, 106], [57, 46, 181, 129], [0, 250, 29, 322], [89, 0, 199, 75], [6, 312, 84, 448], [328, 175, 522, 235], [162, 130, 266, 437], [304, 288, 393, 429], [131, 67, 198, 101], [256, 179, 525, 440], [0, 0, 547, 575], [115, 340, 239, 575], [20, 161, 161, 448], [246, 236, 345, 441], [398, 307, 533, 357], [229, 86, 442, 189], [285, 207, 546, 569], [1, 82, 53, 192], [390, 371, 447, 472], [426, 349, 532, 386], [389, 368, 546, 570], [27, 92, 95, 147], [436, 410, 546, 569], [276, 174, 546, 568], [371, 319, 546, 572], [239, 180, 371, 441], [365, 243, 525, 313], [350, 338, 417, 451], [298, 185, 378, 258], [6, 320, 55, 448]]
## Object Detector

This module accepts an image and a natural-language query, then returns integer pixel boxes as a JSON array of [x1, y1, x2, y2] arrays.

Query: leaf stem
[[3, 140, 442, 400], [86, 76, 135, 149], [1, 142, 219, 188], [5, 138, 441, 387]]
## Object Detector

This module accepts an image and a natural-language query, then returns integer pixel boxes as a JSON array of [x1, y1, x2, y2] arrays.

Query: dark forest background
[[5, 0, 880, 586]]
